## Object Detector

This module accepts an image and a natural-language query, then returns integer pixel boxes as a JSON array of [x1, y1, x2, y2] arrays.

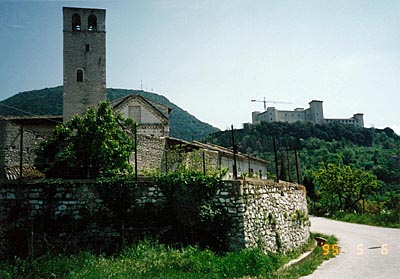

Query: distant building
[[252, 100, 364, 127]]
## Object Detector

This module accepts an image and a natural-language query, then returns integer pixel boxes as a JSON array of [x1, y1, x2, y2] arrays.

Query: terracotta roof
[[3, 166, 45, 180]]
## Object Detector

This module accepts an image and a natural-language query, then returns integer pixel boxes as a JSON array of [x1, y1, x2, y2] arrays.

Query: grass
[[0, 234, 337, 279], [274, 234, 338, 279], [331, 211, 400, 228]]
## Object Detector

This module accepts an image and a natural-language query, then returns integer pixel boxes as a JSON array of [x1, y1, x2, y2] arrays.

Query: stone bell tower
[[62, 7, 106, 122]]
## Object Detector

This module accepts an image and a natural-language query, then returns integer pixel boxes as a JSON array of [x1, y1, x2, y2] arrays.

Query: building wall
[[0, 120, 44, 179], [131, 134, 167, 174], [275, 109, 307, 124], [220, 154, 267, 179], [115, 97, 170, 137], [252, 100, 364, 127], [0, 179, 309, 257], [63, 7, 106, 122]]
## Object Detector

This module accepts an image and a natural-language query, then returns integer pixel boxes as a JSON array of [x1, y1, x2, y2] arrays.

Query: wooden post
[[134, 124, 138, 182], [295, 149, 301, 184], [28, 223, 34, 265], [286, 147, 292, 182], [202, 151, 206, 175], [19, 123, 24, 181], [231, 125, 237, 179], [273, 137, 279, 182]]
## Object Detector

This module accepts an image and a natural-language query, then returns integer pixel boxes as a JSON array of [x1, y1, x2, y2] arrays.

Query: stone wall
[[0, 178, 166, 257], [214, 179, 310, 253], [0, 119, 44, 179], [132, 134, 167, 173], [0, 178, 309, 257]]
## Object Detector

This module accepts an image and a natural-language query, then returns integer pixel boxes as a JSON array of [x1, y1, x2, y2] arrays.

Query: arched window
[[88, 14, 97, 31], [72, 13, 81, 31], [76, 69, 83, 82]]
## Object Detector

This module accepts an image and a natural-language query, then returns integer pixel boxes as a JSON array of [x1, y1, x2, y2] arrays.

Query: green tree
[[313, 164, 379, 213], [37, 101, 135, 178]]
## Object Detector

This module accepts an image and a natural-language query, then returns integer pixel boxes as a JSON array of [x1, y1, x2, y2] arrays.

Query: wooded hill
[[205, 121, 400, 193], [0, 86, 219, 141]]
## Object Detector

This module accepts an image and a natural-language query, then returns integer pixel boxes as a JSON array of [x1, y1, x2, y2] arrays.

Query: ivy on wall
[[156, 171, 231, 251]]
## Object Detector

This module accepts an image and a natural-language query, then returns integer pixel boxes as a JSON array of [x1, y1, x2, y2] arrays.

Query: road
[[301, 217, 400, 279]]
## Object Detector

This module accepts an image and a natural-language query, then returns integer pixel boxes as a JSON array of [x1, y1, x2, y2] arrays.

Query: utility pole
[[294, 149, 302, 185], [286, 147, 292, 182], [273, 137, 279, 182], [19, 123, 24, 181], [231, 125, 238, 179], [134, 123, 138, 182]]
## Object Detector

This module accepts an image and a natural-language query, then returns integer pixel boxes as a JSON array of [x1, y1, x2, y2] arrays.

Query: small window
[[72, 13, 81, 31], [76, 69, 83, 82], [88, 14, 97, 31], [86, 44, 90, 52]]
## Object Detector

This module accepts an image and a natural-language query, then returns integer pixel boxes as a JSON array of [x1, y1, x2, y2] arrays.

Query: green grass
[[274, 234, 338, 279], [332, 211, 400, 228], [0, 235, 336, 279]]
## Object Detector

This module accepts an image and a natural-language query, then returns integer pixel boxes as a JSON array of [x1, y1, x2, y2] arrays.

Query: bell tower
[[62, 7, 106, 122]]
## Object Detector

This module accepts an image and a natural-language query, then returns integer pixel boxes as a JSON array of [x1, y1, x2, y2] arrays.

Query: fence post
[[164, 149, 168, 173], [294, 149, 300, 184], [19, 123, 24, 181], [273, 137, 279, 182], [286, 147, 292, 182], [202, 151, 206, 175], [28, 223, 34, 265], [134, 123, 138, 182], [231, 125, 237, 179]]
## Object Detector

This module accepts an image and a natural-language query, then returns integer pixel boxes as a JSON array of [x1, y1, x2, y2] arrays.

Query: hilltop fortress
[[252, 100, 364, 127]]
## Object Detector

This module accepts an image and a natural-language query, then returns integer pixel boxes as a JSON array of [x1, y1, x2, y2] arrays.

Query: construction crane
[[251, 97, 292, 110]]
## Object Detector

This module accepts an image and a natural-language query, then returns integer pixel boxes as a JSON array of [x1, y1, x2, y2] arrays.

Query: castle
[[252, 100, 364, 127]]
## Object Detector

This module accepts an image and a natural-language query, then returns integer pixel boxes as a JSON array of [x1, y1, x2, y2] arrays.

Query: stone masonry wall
[[131, 134, 167, 173], [0, 178, 309, 257], [214, 179, 310, 253], [0, 119, 44, 178], [0, 178, 166, 257]]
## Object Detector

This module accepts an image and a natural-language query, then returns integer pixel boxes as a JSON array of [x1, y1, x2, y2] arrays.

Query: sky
[[0, 0, 399, 134]]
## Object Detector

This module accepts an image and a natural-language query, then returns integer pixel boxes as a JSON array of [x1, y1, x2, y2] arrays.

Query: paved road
[[301, 217, 400, 279]]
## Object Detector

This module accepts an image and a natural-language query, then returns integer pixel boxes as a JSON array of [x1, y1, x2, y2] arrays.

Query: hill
[[205, 121, 400, 192], [0, 86, 219, 141]]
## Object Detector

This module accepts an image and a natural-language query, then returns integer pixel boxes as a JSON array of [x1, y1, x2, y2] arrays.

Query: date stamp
[[322, 243, 340, 256], [320, 243, 392, 256], [357, 243, 389, 255]]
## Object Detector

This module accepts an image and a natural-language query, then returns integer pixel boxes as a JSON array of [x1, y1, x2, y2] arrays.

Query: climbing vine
[[156, 171, 231, 250]]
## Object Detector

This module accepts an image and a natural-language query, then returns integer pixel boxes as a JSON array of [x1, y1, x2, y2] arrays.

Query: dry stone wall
[[215, 179, 310, 253], [0, 178, 309, 257]]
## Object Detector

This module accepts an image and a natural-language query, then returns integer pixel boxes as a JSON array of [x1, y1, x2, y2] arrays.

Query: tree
[[37, 101, 135, 178], [313, 163, 379, 213]]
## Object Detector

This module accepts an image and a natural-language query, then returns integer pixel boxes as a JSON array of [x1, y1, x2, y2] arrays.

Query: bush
[[157, 171, 231, 251]]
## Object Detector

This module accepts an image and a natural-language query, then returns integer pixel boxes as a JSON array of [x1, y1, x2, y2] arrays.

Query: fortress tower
[[308, 100, 324, 125], [62, 7, 106, 122]]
